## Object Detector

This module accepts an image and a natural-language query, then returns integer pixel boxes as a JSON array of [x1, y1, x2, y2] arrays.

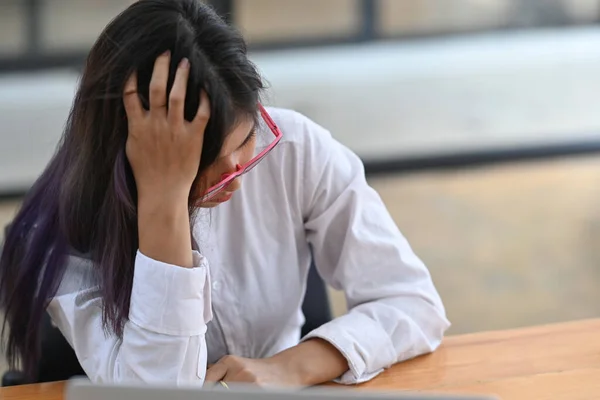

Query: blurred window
[[234, 0, 362, 45], [40, 0, 135, 51], [0, 1, 27, 57], [377, 0, 600, 37], [378, 0, 512, 36], [1, 0, 600, 71]]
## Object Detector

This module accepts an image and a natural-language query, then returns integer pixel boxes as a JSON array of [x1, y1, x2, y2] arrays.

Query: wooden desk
[[358, 318, 600, 399], [1, 319, 598, 400]]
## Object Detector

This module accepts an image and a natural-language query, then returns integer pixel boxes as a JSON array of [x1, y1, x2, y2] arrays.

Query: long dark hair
[[0, 0, 263, 378]]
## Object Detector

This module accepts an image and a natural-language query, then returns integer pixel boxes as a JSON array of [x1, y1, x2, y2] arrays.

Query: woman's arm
[[206, 112, 448, 387], [47, 251, 211, 384], [137, 192, 193, 268], [47, 53, 215, 385], [300, 115, 450, 384], [126, 52, 208, 269], [268, 339, 348, 386], [204, 338, 347, 387]]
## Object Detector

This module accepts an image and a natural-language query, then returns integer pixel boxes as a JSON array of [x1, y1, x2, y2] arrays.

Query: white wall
[[2, 27, 600, 191], [0, 71, 77, 191], [252, 27, 600, 159]]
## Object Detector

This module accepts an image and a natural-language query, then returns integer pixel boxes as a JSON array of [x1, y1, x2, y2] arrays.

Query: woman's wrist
[[137, 190, 193, 268], [138, 186, 190, 210], [269, 338, 349, 386]]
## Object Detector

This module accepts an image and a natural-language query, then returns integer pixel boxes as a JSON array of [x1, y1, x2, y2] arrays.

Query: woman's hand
[[205, 356, 298, 388], [123, 51, 210, 268], [205, 339, 349, 388], [123, 51, 210, 201]]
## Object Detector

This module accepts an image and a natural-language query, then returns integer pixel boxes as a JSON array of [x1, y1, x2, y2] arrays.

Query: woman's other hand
[[205, 355, 298, 388], [205, 339, 348, 388]]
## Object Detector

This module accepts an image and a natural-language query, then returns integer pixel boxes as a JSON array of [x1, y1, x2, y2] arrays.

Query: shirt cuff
[[302, 313, 397, 384], [129, 250, 212, 336]]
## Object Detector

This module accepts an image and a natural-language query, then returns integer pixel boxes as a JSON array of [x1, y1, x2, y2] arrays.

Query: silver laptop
[[65, 378, 498, 400]]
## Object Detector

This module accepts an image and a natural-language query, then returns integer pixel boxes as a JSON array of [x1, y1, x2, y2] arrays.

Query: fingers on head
[[168, 57, 191, 126], [123, 72, 143, 119], [192, 89, 211, 130], [149, 51, 171, 111], [131, 51, 211, 130]]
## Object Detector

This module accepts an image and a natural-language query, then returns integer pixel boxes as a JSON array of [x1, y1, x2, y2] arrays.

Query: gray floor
[[369, 156, 600, 334]]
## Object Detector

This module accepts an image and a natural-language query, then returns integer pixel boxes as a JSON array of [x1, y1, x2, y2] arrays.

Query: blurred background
[[2, 0, 600, 343]]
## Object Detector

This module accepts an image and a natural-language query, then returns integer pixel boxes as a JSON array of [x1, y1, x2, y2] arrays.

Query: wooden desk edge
[[2, 318, 598, 400]]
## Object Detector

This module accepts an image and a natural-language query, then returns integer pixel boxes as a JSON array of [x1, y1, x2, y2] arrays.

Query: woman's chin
[[195, 194, 234, 208], [196, 201, 221, 208]]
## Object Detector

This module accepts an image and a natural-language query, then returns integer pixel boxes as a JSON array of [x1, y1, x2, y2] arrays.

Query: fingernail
[[163, 50, 171, 57], [179, 58, 189, 69]]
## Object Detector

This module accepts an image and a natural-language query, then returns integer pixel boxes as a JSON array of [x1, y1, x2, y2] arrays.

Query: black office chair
[[301, 261, 332, 337], [1, 259, 332, 386], [1, 313, 86, 386], [1, 223, 86, 386]]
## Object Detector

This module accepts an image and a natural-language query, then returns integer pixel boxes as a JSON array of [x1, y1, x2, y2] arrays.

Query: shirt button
[[212, 280, 221, 291]]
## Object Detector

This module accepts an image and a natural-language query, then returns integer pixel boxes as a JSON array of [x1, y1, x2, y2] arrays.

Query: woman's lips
[[212, 192, 233, 203]]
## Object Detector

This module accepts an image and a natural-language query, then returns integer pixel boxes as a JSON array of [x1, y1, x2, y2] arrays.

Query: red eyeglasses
[[200, 104, 282, 202]]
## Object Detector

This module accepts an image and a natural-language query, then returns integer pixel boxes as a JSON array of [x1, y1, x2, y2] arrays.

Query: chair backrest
[[36, 313, 86, 382], [1, 223, 85, 385], [301, 261, 332, 337]]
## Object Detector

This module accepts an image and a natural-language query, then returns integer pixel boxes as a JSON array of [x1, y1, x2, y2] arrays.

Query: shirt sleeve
[[46, 250, 212, 385], [297, 114, 450, 384]]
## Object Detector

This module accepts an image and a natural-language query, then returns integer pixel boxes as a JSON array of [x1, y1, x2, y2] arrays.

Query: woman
[[0, 0, 449, 388]]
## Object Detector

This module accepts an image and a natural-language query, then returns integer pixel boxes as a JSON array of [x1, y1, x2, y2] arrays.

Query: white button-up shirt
[[47, 107, 450, 386]]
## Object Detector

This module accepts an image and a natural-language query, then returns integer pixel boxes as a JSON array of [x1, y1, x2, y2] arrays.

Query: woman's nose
[[222, 164, 242, 192], [220, 164, 242, 181]]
